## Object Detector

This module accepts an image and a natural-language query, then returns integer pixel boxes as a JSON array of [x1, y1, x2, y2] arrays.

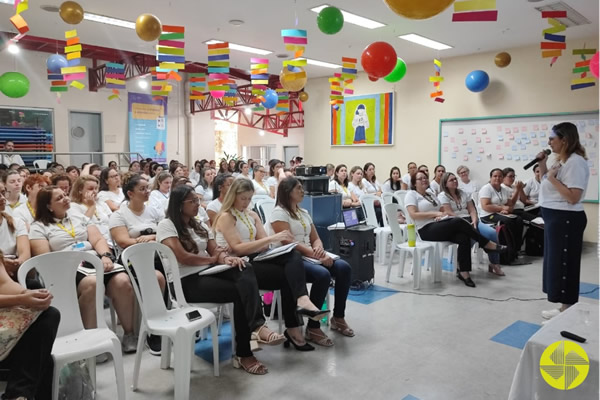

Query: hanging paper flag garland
[[571, 47, 597, 90], [153, 25, 185, 96], [341, 57, 357, 95], [224, 82, 238, 105], [281, 29, 307, 82], [276, 87, 289, 114], [452, 0, 498, 22], [430, 59, 445, 103], [207, 42, 234, 99], [189, 73, 207, 101], [151, 67, 172, 96], [48, 70, 68, 93], [541, 10, 567, 67], [108, 89, 121, 101], [329, 73, 343, 109], [106, 63, 125, 100], [10, 0, 29, 36], [61, 30, 86, 90], [251, 57, 269, 111]]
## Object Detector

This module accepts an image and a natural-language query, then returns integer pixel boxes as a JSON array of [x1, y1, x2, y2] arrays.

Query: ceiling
[[1, 0, 598, 78]]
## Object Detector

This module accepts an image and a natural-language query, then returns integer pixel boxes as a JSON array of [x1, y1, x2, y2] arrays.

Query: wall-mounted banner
[[128, 92, 167, 162], [331, 92, 394, 146]]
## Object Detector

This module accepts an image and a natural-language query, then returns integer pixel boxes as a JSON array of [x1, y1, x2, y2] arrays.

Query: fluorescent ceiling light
[[306, 58, 341, 69], [7, 43, 19, 54], [204, 40, 272, 56], [84, 13, 135, 29], [310, 5, 385, 29], [0, 0, 14, 4], [398, 34, 452, 50]]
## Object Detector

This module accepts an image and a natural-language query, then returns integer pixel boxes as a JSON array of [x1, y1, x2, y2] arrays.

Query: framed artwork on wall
[[330, 92, 394, 146]]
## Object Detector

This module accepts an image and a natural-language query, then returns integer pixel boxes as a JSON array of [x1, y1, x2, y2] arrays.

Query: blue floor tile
[[402, 396, 421, 400], [580, 282, 599, 300], [194, 321, 232, 363], [442, 258, 454, 272], [340, 284, 399, 305], [490, 320, 541, 349]]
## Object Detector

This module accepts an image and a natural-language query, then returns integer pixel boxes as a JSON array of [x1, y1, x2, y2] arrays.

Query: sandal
[[330, 317, 355, 337], [251, 324, 286, 346], [305, 328, 334, 347], [233, 356, 268, 375]]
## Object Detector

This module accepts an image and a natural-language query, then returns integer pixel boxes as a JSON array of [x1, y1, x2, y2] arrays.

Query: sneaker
[[146, 334, 162, 356], [96, 353, 109, 363], [122, 333, 138, 354], [541, 309, 561, 320]]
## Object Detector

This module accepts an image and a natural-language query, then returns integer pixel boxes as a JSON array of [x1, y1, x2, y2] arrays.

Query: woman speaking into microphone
[[537, 122, 589, 320]]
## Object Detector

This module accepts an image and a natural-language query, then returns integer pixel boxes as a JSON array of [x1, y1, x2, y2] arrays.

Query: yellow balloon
[[383, 0, 454, 20], [299, 92, 309, 102], [280, 67, 307, 92], [59, 1, 84, 25], [135, 14, 162, 42], [495, 52, 512, 68]]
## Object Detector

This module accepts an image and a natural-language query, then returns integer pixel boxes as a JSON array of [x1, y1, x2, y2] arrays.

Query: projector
[[296, 166, 326, 176]]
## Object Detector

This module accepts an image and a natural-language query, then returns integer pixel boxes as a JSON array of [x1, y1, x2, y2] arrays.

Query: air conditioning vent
[[535, 2, 591, 27]]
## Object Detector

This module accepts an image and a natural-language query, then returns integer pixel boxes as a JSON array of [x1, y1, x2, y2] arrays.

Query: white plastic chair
[[360, 194, 392, 263], [33, 159, 49, 171], [255, 197, 276, 225], [251, 194, 271, 210], [381, 192, 394, 205], [18, 252, 126, 400], [384, 203, 439, 289], [121, 243, 219, 400], [393, 190, 408, 206]]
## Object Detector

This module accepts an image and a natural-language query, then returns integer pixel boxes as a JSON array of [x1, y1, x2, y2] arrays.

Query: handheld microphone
[[523, 149, 551, 170]]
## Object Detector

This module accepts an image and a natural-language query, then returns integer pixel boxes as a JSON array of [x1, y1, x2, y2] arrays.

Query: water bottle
[[407, 224, 416, 247], [321, 298, 328, 324]]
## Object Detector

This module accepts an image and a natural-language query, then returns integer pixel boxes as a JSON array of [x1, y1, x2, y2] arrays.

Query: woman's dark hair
[[0, 182, 15, 233], [169, 163, 182, 175], [129, 161, 140, 171], [489, 168, 504, 178], [108, 161, 117, 168], [387, 167, 402, 191], [234, 160, 245, 173], [198, 167, 213, 189], [122, 173, 147, 201], [35, 186, 61, 225], [440, 172, 464, 201], [99, 168, 112, 191], [193, 160, 202, 171], [167, 186, 209, 251], [411, 171, 428, 190], [276, 177, 302, 219], [268, 159, 282, 177], [213, 173, 232, 199], [334, 164, 348, 187], [89, 164, 102, 176], [51, 173, 70, 187], [218, 159, 228, 174], [150, 162, 161, 177], [434, 165, 446, 175], [502, 167, 515, 177], [172, 176, 191, 188], [66, 165, 79, 175], [552, 122, 587, 159], [363, 162, 377, 184]]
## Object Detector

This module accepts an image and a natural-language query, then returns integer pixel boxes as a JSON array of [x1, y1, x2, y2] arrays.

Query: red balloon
[[361, 41, 397, 79], [591, 52, 599, 79], [368, 76, 379, 82]]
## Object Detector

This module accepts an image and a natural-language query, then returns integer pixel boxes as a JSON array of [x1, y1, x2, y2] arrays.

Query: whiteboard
[[439, 112, 599, 203]]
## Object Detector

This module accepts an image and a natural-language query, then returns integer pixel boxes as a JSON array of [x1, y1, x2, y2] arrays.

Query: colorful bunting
[[329, 73, 343, 109], [541, 11, 567, 66], [281, 29, 307, 84], [571, 47, 597, 90], [251, 57, 269, 111], [10, 0, 29, 35], [341, 57, 357, 96], [276, 87, 289, 114], [207, 42, 235, 99], [153, 25, 185, 96], [61, 30, 86, 90], [105, 62, 125, 100], [430, 59, 445, 103], [189, 73, 207, 101], [452, 0, 498, 22]]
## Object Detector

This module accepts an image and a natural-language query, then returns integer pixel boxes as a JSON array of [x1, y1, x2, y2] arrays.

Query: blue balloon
[[47, 54, 68, 73], [465, 70, 490, 93], [261, 88, 278, 109]]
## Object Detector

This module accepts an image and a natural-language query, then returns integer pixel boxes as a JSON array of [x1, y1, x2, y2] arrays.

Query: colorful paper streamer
[[430, 59, 445, 103], [571, 47, 597, 90], [452, 0, 498, 22], [251, 57, 269, 111], [189, 73, 207, 101], [281, 29, 308, 83], [153, 25, 185, 96], [207, 42, 235, 99], [341, 57, 357, 96], [541, 13, 567, 66], [10, 0, 29, 35]]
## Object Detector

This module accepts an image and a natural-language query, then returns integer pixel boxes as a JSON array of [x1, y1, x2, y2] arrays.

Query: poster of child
[[352, 104, 369, 144]]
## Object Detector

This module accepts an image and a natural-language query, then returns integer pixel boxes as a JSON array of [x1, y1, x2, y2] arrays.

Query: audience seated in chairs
[[329, 164, 360, 208], [0, 182, 31, 280], [12, 174, 50, 230], [207, 173, 234, 226]]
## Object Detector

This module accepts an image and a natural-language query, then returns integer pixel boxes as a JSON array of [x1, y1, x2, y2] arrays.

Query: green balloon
[[384, 58, 407, 83], [0, 72, 30, 98], [317, 6, 344, 35]]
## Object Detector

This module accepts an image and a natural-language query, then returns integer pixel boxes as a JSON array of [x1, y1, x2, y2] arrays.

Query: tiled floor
[[87, 243, 598, 399]]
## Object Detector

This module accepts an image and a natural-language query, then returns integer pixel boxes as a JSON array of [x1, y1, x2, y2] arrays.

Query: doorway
[[283, 146, 299, 167], [69, 111, 103, 167]]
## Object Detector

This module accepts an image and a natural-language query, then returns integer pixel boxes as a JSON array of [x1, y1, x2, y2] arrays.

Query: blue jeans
[[477, 221, 499, 264], [304, 259, 352, 329]]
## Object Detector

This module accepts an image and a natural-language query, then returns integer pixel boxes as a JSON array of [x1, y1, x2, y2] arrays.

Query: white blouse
[[478, 184, 512, 218], [362, 178, 382, 194], [70, 201, 113, 247], [252, 180, 269, 196], [30, 213, 93, 253], [404, 190, 441, 230], [97, 189, 124, 208], [438, 191, 470, 218], [539, 153, 589, 212], [348, 181, 367, 199], [215, 209, 256, 251], [329, 180, 352, 200], [0, 216, 27, 256], [270, 206, 312, 247]]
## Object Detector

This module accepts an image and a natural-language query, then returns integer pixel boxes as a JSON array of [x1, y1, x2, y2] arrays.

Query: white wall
[[302, 38, 599, 242], [237, 125, 304, 163]]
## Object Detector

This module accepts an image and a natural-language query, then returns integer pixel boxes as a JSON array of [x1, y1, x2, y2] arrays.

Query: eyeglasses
[[506, 175, 516, 179], [448, 178, 458, 182], [416, 177, 429, 181]]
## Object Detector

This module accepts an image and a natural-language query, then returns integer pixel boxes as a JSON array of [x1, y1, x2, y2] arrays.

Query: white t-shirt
[[109, 203, 163, 238], [458, 179, 479, 198], [215, 209, 257, 251], [0, 215, 27, 256], [438, 191, 470, 218], [156, 218, 214, 278], [30, 213, 93, 252], [478, 183, 512, 218], [524, 178, 541, 203], [502, 183, 524, 210], [11, 202, 34, 229], [329, 180, 352, 200], [401, 173, 412, 188], [195, 185, 214, 202], [70, 202, 113, 247], [429, 180, 441, 196], [539, 153, 589, 212], [0, 153, 24, 166], [404, 190, 441, 229], [265, 176, 278, 193], [252, 180, 269, 196], [148, 190, 169, 215], [97, 189, 124, 209], [5, 194, 27, 216], [348, 181, 367, 199], [206, 198, 222, 215], [270, 206, 313, 246], [362, 178, 381, 194], [382, 180, 401, 193]]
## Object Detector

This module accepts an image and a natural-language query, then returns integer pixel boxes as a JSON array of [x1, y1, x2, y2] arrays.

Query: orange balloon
[[495, 52, 512, 68], [59, 1, 84, 25], [383, 0, 454, 20], [136, 14, 162, 42]]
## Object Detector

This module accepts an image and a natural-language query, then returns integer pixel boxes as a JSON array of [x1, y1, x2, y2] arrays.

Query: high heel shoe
[[251, 324, 286, 346], [296, 307, 330, 322], [232, 356, 268, 375], [456, 271, 476, 287], [488, 263, 505, 276], [283, 330, 315, 351]]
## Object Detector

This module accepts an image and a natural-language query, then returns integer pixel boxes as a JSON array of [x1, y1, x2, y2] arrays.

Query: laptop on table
[[342, 207, 372, 231]]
